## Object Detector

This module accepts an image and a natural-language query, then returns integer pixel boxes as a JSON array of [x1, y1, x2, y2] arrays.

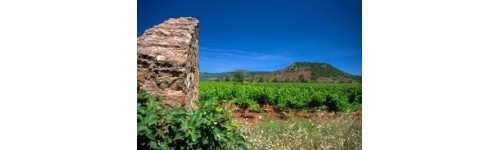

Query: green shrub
[[137, 91, 246, 150], [232, 98, 261, 112]]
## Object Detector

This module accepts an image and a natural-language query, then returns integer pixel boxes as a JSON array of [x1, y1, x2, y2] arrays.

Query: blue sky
[[138, 0, 361, 75]]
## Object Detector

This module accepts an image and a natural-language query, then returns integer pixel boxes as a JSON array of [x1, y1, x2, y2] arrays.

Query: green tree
[[298, 75, 307, 83], [224, 75, 231, 82], [233, 71, 245, 82]]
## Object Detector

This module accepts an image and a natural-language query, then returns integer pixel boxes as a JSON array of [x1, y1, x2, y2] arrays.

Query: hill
[[200, 70, 270, 81], [201, 62, 361, 83], [258, 62, 358, 83], [200, 72, 225, 81]]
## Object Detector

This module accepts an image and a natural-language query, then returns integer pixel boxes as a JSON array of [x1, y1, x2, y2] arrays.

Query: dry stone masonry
[[137, 17, 199, 110]]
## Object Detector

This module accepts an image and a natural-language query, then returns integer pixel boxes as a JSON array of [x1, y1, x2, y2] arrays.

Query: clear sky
[[138, 0, 361, 75]]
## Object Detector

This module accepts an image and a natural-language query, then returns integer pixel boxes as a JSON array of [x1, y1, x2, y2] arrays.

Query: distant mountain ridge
[[200, 62, 361, 83], [199, 71, 270, 81]]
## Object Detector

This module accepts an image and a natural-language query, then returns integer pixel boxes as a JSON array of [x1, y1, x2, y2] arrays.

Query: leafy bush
[[232, 98, 261, 112], [137, 91, 246, 150]]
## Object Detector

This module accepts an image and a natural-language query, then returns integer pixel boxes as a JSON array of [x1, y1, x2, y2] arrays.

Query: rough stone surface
[[137, 17, 199, 110]]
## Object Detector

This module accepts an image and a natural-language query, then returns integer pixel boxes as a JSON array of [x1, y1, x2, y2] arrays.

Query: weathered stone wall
[[137, 17, 199, 110]]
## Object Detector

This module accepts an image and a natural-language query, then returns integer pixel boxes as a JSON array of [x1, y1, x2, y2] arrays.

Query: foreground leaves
[[137, 91, 246, 150]]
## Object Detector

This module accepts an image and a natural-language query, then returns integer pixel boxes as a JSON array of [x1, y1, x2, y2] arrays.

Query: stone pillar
[[137, 17, 199, 110]]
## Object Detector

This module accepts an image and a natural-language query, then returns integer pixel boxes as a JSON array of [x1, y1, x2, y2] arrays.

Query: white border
[[1, 0, 500, 149]]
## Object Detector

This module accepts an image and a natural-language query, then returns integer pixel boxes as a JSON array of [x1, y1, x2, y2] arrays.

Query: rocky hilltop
[[261, 62, 358, 82]]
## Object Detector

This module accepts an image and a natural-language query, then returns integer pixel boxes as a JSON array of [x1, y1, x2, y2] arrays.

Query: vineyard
[[200, 82, 362, 112], [138, 82, 362, 149]]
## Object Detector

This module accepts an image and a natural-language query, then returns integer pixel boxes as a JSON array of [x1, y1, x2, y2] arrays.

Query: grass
[[239, 112, 362, 150]]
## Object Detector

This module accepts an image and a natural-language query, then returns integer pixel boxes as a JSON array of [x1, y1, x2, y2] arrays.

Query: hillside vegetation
[[261, 62, 357, 83], [201, 62, 361, 83]]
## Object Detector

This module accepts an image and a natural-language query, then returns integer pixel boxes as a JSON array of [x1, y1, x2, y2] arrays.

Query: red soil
[[221, 102, 359, 126]]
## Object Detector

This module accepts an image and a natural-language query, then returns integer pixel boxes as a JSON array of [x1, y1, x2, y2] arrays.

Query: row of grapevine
[[200, 82, 362, 112]]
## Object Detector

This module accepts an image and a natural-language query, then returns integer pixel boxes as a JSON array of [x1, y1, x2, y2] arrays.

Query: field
[[199, 82, 362, 149], [200, 82, 362, 112], [241, 112, 361, 150], [138, 82, 362, 149]]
